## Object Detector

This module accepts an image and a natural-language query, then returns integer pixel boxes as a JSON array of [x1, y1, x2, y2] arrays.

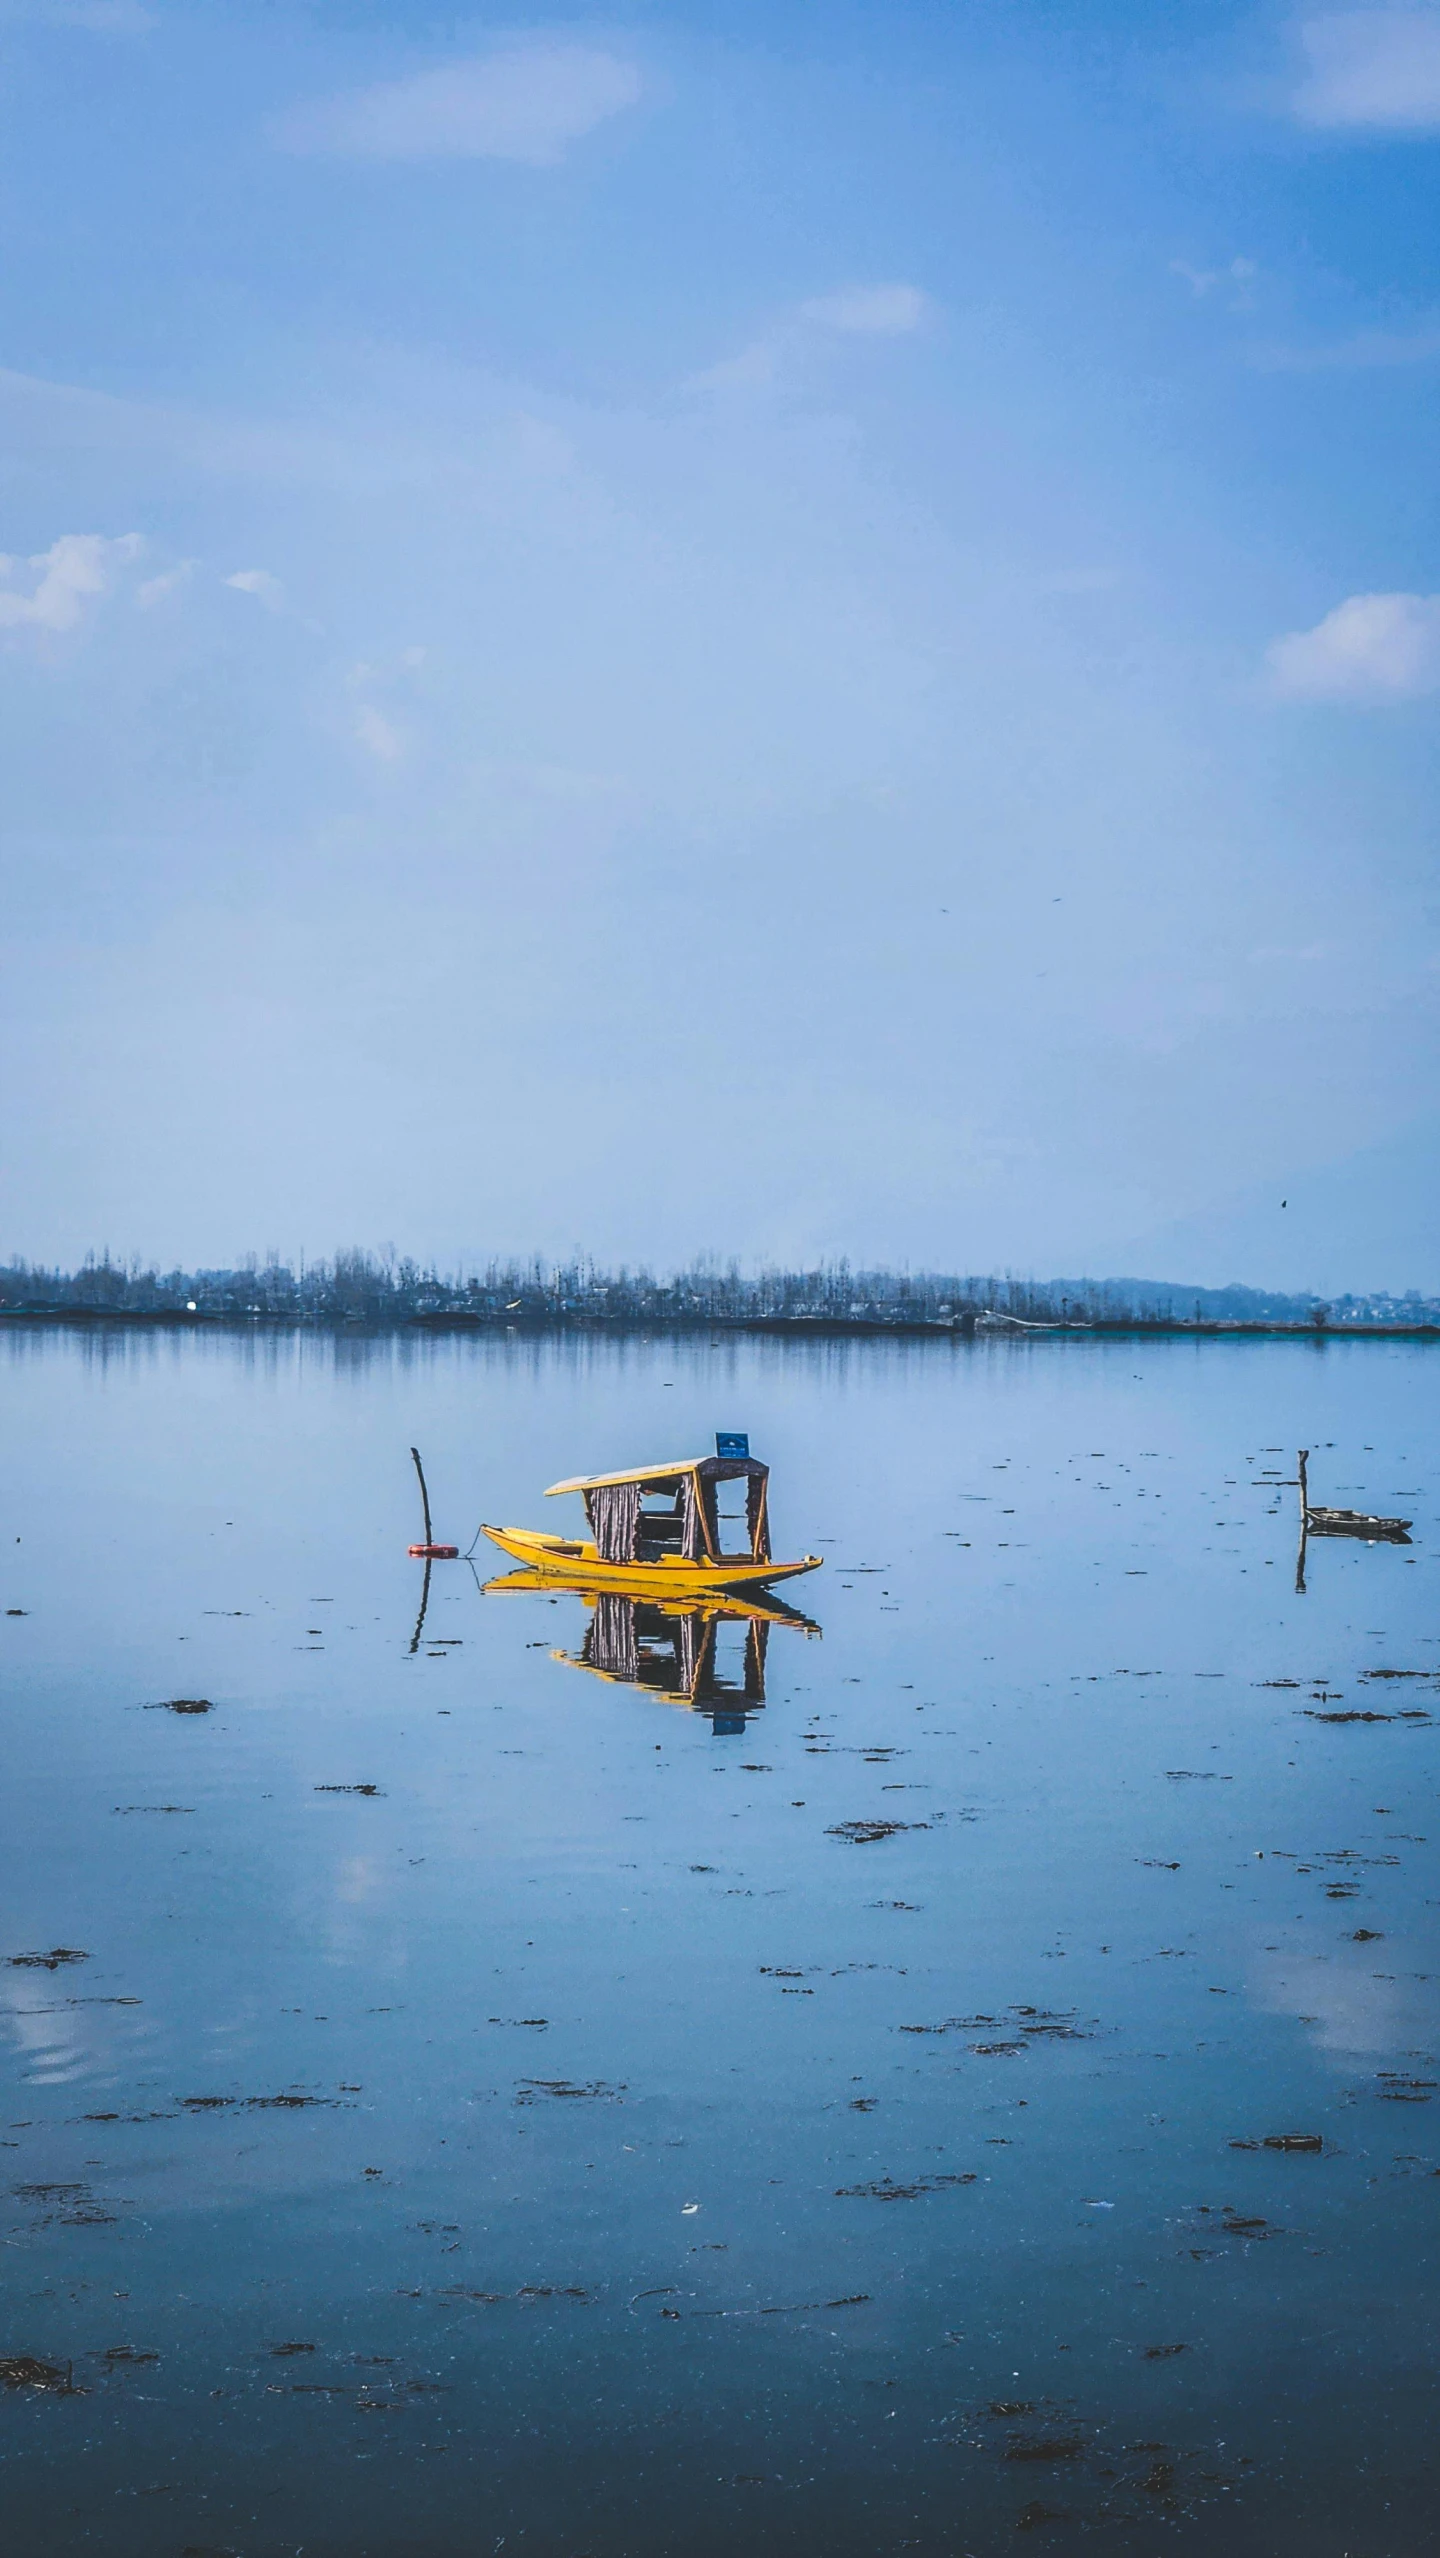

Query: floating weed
[[0, 2356, 80, 2393], [834, 2172, 976, 2200], [827, 1820, 929, 1845], [514, 2080, 625, 2105]]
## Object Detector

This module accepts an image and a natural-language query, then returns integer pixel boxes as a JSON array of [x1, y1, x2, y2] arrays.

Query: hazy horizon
[[2, 1, 1437, 1287]]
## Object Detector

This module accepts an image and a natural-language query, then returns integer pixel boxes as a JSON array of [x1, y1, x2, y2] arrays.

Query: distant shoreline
[[3, 1307, 1436, 1342]]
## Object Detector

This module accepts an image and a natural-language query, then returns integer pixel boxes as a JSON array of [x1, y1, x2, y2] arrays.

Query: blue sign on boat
[[715, 1431, 749, 1460]]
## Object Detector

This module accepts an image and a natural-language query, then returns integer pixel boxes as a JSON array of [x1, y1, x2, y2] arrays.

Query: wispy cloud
[[224, 567, 284, 610], [799, 284, 929, 335], [1268, 591, 1440, 698], [1170, 255, 1258, 306], [271, 38, 642, 166], [1293, 8, 1440, 129], [689, 283, 929, 395], [355, 705, 403, 762], [0, 530, 141, 634], [136, 560, 193, 608]]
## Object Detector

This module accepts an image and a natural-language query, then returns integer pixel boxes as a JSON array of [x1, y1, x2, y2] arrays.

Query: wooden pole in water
[[411, 1446, 434, 1551], [1297, 1449, 1309, 1520]]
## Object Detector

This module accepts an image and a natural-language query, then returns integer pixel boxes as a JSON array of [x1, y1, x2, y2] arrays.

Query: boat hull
[[1305, 1509, 1411, 1542], [483, 1567, 821, 1630], [481, 1525, 822, 1594]]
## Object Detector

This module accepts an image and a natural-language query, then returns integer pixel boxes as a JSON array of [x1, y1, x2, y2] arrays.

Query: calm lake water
[[2, 1324, 1437, 2556]]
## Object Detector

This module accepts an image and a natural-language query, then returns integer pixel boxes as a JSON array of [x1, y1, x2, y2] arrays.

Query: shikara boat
[[481, 1441, 822, 1595]]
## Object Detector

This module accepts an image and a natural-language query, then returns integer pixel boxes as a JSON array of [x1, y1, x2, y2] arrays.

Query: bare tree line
[[1, 1249, 1435, 1333]]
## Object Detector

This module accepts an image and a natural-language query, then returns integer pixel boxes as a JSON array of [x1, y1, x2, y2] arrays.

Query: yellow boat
[[481, 1442, 822, 1595]]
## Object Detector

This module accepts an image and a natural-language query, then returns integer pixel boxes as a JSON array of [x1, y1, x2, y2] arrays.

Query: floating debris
[[834, 2172, 976, 2199], [6, 1948, 87, 1971], [11, 2181, 117, 2227], [898, 2006, 1092, 2045], [826, 1819, 929, 1845], [514, 2080, 625, 2104], [247, 2094, 338, 2111], [144, 1698, 214, 1715], [0, 2356, 78, 2393], [439, 2283, 595, 2305], [1304, 1709, 1396, 1724]]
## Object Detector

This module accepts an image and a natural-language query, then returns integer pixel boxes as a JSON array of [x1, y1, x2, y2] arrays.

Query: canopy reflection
[[485, 1573, 820, 1730]]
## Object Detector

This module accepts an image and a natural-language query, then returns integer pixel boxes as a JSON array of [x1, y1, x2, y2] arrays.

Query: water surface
[[2, 1326, 1437, 2554]]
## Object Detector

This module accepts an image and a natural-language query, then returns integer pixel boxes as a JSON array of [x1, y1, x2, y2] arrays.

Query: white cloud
[[136, 560, 193, 608], [800, 284, 928, 335], [271, 39, 642, 166], [1294, 8, 1440, 128], [355, 705, 403, 761], [1268, 591, 1440, 699], [0, 530, 141, 633], [224, 567, 285, 610]]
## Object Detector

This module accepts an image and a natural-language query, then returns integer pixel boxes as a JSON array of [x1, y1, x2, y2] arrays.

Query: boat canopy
[[545, 1454, 770, 1568]]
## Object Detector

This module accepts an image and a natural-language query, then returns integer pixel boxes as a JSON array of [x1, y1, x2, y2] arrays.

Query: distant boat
[[1294, 1448, 1412, 1594], [1298, 1450, 1412, 1541], [481, 1442, 822, 1595]]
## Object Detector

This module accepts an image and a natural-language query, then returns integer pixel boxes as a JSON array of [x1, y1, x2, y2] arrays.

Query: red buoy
[[408, 1542, 459, 1558]]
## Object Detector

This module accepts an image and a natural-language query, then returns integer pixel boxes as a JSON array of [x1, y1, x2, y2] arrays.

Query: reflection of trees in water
[[582, 1596, 770, 1715]]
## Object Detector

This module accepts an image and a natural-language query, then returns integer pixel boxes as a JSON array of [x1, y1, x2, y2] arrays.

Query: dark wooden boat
[[1298, 1450, 1411, 1542]]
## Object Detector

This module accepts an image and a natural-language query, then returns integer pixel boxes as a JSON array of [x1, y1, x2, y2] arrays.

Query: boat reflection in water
[[485, 1574, 821, 1732]]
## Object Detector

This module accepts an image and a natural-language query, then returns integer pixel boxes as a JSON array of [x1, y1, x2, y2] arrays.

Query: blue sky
[[1, 0, 1437, 1288]]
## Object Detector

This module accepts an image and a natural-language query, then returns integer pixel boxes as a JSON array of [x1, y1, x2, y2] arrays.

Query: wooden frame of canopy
[[544, 1454, 771, 1569]]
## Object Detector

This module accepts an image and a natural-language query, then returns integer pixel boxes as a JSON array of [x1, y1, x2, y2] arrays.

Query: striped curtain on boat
[[585, 1481, 643, 1563]]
